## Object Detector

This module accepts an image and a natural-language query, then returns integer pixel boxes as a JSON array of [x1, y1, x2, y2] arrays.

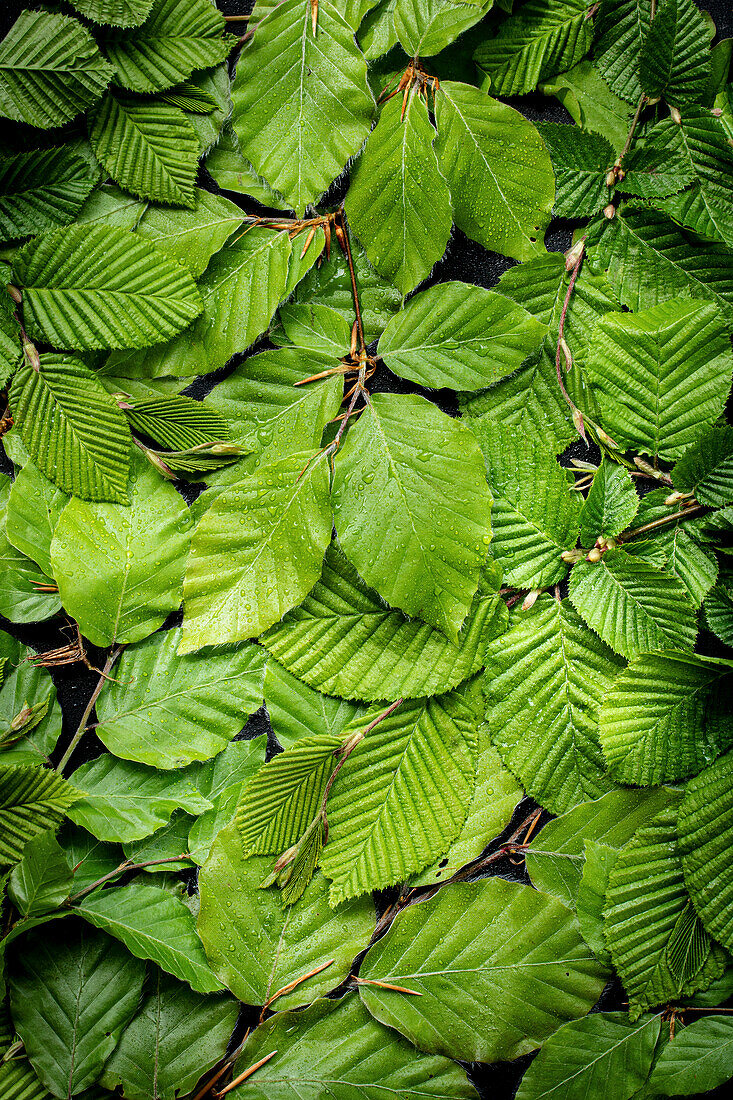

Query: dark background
[[1, 1, 732, 1097]]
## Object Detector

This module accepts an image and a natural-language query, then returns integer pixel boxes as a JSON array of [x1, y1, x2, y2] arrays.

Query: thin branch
[[66, 853, 192, 904], [619, 504, 706, 543], [214, 1052, 278, 1097], [336, 207, 366, 358], [55, 646, 123, 773]]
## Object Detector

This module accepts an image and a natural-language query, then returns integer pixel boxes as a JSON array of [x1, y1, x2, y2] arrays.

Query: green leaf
[[514, 1013, 661, 1100], [50, 451, 191, 646], [6, 464, 68, 576], [0, 654, 63, 767], [359, 876, 605, 1062], [198, 824, 374, 1007], [653, 110, 733, 247], [539, 61, 634, 154], [134, 188, 243, 277], [231, 0, 374, 215], [648, 1015, 733, 1096], [108, 227, 291, 378], [359, 0, 400, 59], [580, 459, 639, 546], [320, 689, 478, 904], [569, 549, 698, 658], [120, 392, 234, 452], [75, 882, 224, 993], [595, 0, 654, 104], [186, 737, 267, 865], [88, 92, 199, 207], [639, 0, 712, 107], [618, 130, 695, 199], [705, 583, 733, 646], [225, 995, 477, 1099], [605, 801, 724, 1014], [181, 450, 332, 651], [0, 1058, 54, 1100], [586, 298, 733, 460], [99, 0, 231, 94], [68, 755, 211, 843], [0, 528, 60, 626], [394, 0, 490, 57], [625, 489, 718, 608], [673, 424, 733, 506], [474, 0, 592, 96], [345, 87, 451, 296], [377, 281, 547, 391], [678, 750, 733, 954], [7, 832, 72, 917], [0, 149, 98, 242], [205, 123, 291, 209], [484, 596, 623, 814], [264, 659, 366, 751], [576, 840, 617, 966], [274, 302, 353, 357], [0, 765, 80, 866], [599, 652, 733, 786], [74, 182, 148, 230], [13, 224, 202, 351], [95, 628, 265, 769], [69, 1, 155, 27], [435, 80, 555, 262], [536, 124, 614, 218], [8, 924, 145, 1099], [101, 971, 238, 1100], [468, 419, 580, 587], [263, 543, 507, 703], [10, 355, 131, 503], [0, 11, 113, 128], [333, 393, 492, 641]]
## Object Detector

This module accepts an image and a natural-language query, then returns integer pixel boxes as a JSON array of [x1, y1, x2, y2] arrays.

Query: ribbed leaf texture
[[69, 1, 155, 27], [536, 124, 614, 218], [705, 583, 733, 646], [483, 597, 623, 814], [264, 659, 366, 751], [99, 0, 230, 93], [623, 492, 717, 609], [345, 89, 451, 296], [320, 690, 478, 904], [263, 544, 507, 703], [648, 1016, 733, 1096], [599, 652, 733, 786], [0, 764, 80, 865], [595, 0, 654, 104], [394, 0, 490, 57], [678, 750, 733, 953], [0, 149, 98, 242], [569, 549, 698, 658], [0, 1058, 53, 1100], [231, 0, 374, 214], [122, 393, 232, 451], [10, 355, 131, 503], [88, 92, 199, 207], [13, 225, 201, 350], [653, 110, 733, 248], [474, 0, 592, 96], [133, 187, 243, 276], [639, 0, 712, 106], [580, 460, 639, 547], [585, 298, 733, 460], [673, 424, 733, 507], [0, 11, 113, 128], [468, 418, 580, 587]]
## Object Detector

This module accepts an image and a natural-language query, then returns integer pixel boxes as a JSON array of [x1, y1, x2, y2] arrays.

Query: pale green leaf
[[274, 303, 353, 357], [333, 393, 492, 641], [394, 0, 490, 57], [576, 840, 617, 966], [264, 659, 366, 751], [648, 1015, 733, 1096], [0, 527, 60, 626], [120, 392, 234, 453], [122, 809, 193, 872], [231, 0, 374, 214], [639, 0, 712, 107], [74, 182, 148, 230], [6, 464, 68, 576], [134, 188, 243, 276], [181, 63, 231, 155], [580, 459, 639, 546], [673, 424, 733, 506], [0, 653, 63, 767], [57, 824, 122, 894], [8, 832, 72, 918], [539, 60, 634, 154], [68, 1, 155, 27], [205, 124, 292, 210], [187, 738, 267, 865], [0, 1058, 54, 1100], [0, 149, 98, 242], [359, 0, 400, 59], [0, 765, 80, 866], [359, 876, 605, 1062], [435, 80, 555, 262]]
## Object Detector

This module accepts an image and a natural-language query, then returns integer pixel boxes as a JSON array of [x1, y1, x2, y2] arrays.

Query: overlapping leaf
[[0, 149, 98, 242], [0, 765, 80, 866], [580, 459, 639, 547]]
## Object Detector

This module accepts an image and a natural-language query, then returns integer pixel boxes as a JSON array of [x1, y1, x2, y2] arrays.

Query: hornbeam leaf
[[262, 543, 508, 703], [8, 925, 145, 1099], [9, 355, 131, 503], [474, 0, 592, 96], [187, 738, 267, 865], [198, 828, 374, 1007], [539, 61, 634, 154], [345, 88, 452, 296], [231, 0, 374, 215], [75, 883, 224, 993], [264, 660, 366, 751], [134, 187, 243, 276], [99, 0, 231, 94], [483, 597, 624, 814], [536, 124, 614, 218], [0, 11, 113, 128], [705, 584, 733, 646], [333, 393, 492, 642], [320, 689, 478, 904], [678, 751, 733, 954], [468, 419, 580, 588], [68, 1, 155, 26], [0, 765, 80, 865], [359, 877, 606, 1062], [50, 451, 192, 647], [393, 0, 490, 57], [580, 459, 639, 547], [514, 1013, 661, 1100], [225, 996, 477, 1099], [180, 450, 332, 650], [0, 149, 98, 242], [8, 832, 72, 918], [101, 972, 238, 1100], [648, 1015, 733, 1096], [599, 652, 733, 786], [595, 0, 654, 104], [95, 629, 266, 769], [88, 92, 199, 208], [639, 0, 712, 107], [0, 1058, 53, 1100], [569, 549, 698, 658], [673, 425, 733, 507], [120, 393, 234, 453], [377, 281, 547, 391], [435, 80, 555, 262], [12, 224, 202, 351]]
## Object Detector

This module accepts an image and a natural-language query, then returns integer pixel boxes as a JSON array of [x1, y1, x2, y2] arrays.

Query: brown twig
[[55, 646, 123, 773], [618, 505, 706, 543], [214, 1052, 278, 1097], [66, 853, 192, 904]]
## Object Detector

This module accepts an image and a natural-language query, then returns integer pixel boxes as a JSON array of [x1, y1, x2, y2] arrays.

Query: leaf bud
[[606, 169, 616, 187], [603, 203, 616, 220], [594, 425, 619, 449], [521, 589, 541, 611], [670, 107, 682, 124], [572, 406, 588, 443], [664, 490, 688, 506], [560, 549, 584, 563], [6, 283, 22, 304], [564, 239, 585, 270], [586, 548, 602, 563]]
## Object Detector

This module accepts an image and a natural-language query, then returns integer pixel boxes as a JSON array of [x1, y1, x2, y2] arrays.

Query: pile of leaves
[[1, 0, 733, 1097]]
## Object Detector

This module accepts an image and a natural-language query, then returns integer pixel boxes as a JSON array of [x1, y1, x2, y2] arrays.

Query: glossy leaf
[[673, 424, 733, 506], [5, 465, 68, 577], [0, 148, 98, 242], [648, 1015, 733, 1096], [134, 187, 243, 276], [580, 460, 639, 547], [264, 659, 366, 751], [7, 832, 72, 918]]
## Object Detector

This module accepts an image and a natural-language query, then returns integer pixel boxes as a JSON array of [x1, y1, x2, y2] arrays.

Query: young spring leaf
[[133, 188, 243, 276], [264, 660, 366, 752], [483, 597, 624, 814], [580, 459, 639, 547], [187, 738, 267, 865], [274, 303, 353, 357], [345, 88, 452, 297], [7, 832, 72, 918], [0, 10, 113, 128], [204, 123, 292, 210], [377, 281, 547, 391], [0, 765, 80, 865], [648, 1015, 733, 1096], [0, 148, 98, 243], [393, 0, 490, 57], [638, 0, 712, 107], [673, 424, 733, 507], [536, 124, 615, 218], [94, 629, 266, 769], [231, 0, 374, 215], [333, 393, 492, 642], [68, 1, 155, 26], [434, 80, 555, 262]]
